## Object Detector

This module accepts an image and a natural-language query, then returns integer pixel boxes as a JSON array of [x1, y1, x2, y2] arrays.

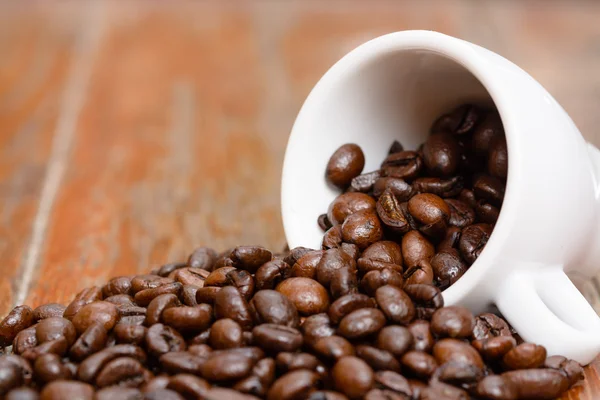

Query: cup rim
[[282, 30, 520, 305]]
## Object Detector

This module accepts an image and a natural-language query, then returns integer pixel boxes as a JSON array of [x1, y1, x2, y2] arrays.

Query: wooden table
[[1, 1, 599, 398]]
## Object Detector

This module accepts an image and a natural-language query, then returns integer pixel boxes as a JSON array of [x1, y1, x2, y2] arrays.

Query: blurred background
[[1, 0, 600, 315]]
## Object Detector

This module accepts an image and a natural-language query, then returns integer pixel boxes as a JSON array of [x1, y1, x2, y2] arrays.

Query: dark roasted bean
[[252, 324, 303, 353], [35, 318, 76, 347], [230, 246, 272, 273], [333, 356, 373, 399], [341, 210, 383, 250], [322, 226, 343, 250], [328, 293, 373, 324], [401, 231, 434, 268], [459, 223, 492, 265], [350, 170, 381, 193], [6, 387, 40, 400], [187, 247, 218, 271], [95, 386, 143, 400], [476, 375, 517, 400], [69, 322, 107, 361], [256, 260, 292, 290], [375, 285, 414, 325], [423, 133, 461, 177], [376, 188, 412, 235], [195, 287, 221, 305], [488, 135, 508, 179], [0, 306, 34, 347], [355, 345, 401, 372], [249, 290, 299, 328], [134, 283, 183, 307], [301, 314, 335, 347], [157, 262, 187, 277], [202, 351, 254, 382], [502, 369, 568, 400], [39, 381, 93, 400], [144, 389, 184, 400], [330, 267, 358, 299], [431, 251, 468, 290], [34, 354, 71, 383], [502, 343, 546, 370], [431, 104, 481, 135], [32, 304, 66, 323], [209, 319, 243, 349], [403, 259, 434, 286], [145, 324, 186, 357], [72, 302, 118, 335], [214, 286, 254, 330], [267, 369, 319, 400], [63, 287, 103, 320], [472, 313, 512, 340], [380, 151, 422, 180], [103, 277, 133, 297], [276, 352, 321, 373], [313, 336, 355, 361], [339, 308, 386, 340], [473, 336, 517, 361], [326, 144, 365, 189], [114, 324, 147, 346], [407, 320, 434, 353], [360, 268, 403, 296], [174, 268, 209, 287], [167, 374, 210, 399], [77, 344, 146, 383], [327, 193, 376, 226], [95, 357, 146, 388], [430, 306, 474, 339], [412, 176, 463, 198], [433, 338, 484, 369], [377, 325, 413, 357], [404, 284, 443, 320], [276, 278, 330, 316], [400, 351, 438, 380], [0, 358, 23, 394], [159, 352, 205, 375]]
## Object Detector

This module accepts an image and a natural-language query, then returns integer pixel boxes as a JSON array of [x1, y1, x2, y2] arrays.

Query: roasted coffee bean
[[195, 287, 221, 305], [372, 177, 414, 201], [256, 260, 292, 290], [327, 193, 376, 226], [423, 133, 461, 177], [403, 259, 434, 286], [471, 112, 503, 153], [502, 343, 546, 370], [376, 188, 412, 235], [188, 329, 209, 345], [355, 345, 401, 372], [276, 278, 330, 316], [308, 391, 349, 400], [145, 324, 186, 357], [328, 293, 374, 324], [72, 302, 118, 335], [380, 151, 422, 180], [488, 135, 508, 180], [459, 223, 492, 265], [187, 247, 218, 271], [437, 226, 462, 254], [6, 387, 40, 400], [102, 277, 133, 297], [430, 306, 474, 339], [267, 369, 320, 400], [476, 375, 518, 400], [472, 313, 512, 340], [313, 336, 355, 361], [545, 355, 584, 386], [276, 352, 321, 373], [208, 319, 243, 349], [408, 320, 434, 352], [502, 369, 569, 400], [0, 358, 23, 394], [291, 251, 323, 279], [377, 325, 413, 357], [34, 354, 71, 383], [35, 318, 76, 347], [405, 284, 444, 320], [360, 268, 403, 296], [95, 386, 143, 400], [116, 306, 146, 326], [459, 188, 477, 208], [159, 352, 205, 375], [339, 308, 386, 340], [114, 324, 147, 346], [408, 193, 450, 227], [373, 370, 412, 397], [375, 285, 415, 325], [188, 344, 212, 358], [430, 251, 467, 289], [364, 389, 405, 400], [472, 336, 517, 361], [4, 355, 33, 386], [431, 104, 481, 135], [69, 322, 107, 361], [412, 176, 464, 198], [318, 213, 333, 231], [204, 267, 237, 287], [322, 226, 343, 249], [21, 338, 69, 361], [476, 200, 500, 224], [214, 286, 253, 330], [131, 275, 173, 294], [330, 267, 358, 299], [249, 290, 299, 328], [229, 246, 272, 274], [162, 305, 212, 335], [146, 294, 181, 326], [202, 351, 254, 382], [32, 304, 66, 323], [401, 231, 434, 268], [174, 268, 209, 287], [333, 356, 373, 399], [77, 344, 146, 383], [473, 175, 505, 208], [141, 375, 170, 393], [433, 338, 484, 369], [283, 247, 314, 267], [316, 249, 356, 288], [63, 287, 103, 320], [252, 324, 303, 353], [39, 380, 93, 400], [144, 389, 184, 400], [225, 269, 255, 301], [210, 347, 264, 365], [157, 262, 187, 278], [432, 361, 483, 388], [420, 381, 469, 400], [0, 306, 34, 347], [341, 210, 383, 250], [326, 144, 365, 189], [213, 256, 235, 271], [134, 282, 183, 307], [95, 357, 146, 388], [350, 171, 381, 193], [359, 241, 404, 266], [445, 199, 475, 228], [301, 314, 336, 346], [104, 294, 135, 307], [400, 351, 438, 380]]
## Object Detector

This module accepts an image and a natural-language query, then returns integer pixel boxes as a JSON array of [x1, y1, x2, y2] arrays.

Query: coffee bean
[[433, 338, 484, 369], [430, 251, 467, 289], [420, 381, 469, 400], [330, 267, 358, 299], [159, 352, 205, 375], [95, 357, 146, 388], [249, 290, 299, 328], [376, 325, 413, 357], [202, 351, 254, 382], [341, 210, 383, 250], [0, 306, 34, 347], [473, 336, 517, 361], [72, 302, 118, 335], [114, 324, 147, 346], [473, 174, 505, 208], [32, 305, 66, 323], [256, 260, 292, 290], [333, 357, 373, 399], [376, 188, 412, 235], [412, 176, 464, 198], [445, 199, 475, 228], [339, 308, 386, 340], [423, 133, 461, 177], [471, 112, 503, 154], [204, 267, 237, 287], [214, 286, 253, 330], [33, 354, 71, 383], [21, 338, 69, 361], [267, 369, 320, 400], [276, 352, 321, 373], [326, 144, 365, 189], [6, 387, 39, 400], [230, 246, 272, 274], [360, 268, 403, 296], [39, 381, 93, 400], [167, 374, 210, 399], [408, 320, 434, 352], [162, 305, 212, 335], [104, 295, 135, 307], [372, 177, 414, 201], [134, 282, 183, 307], [276, 278, 330, 316], [144, 389, 184, 400], [408, 193, 450, 227], [95, 386, 143, 400], [77, 344, 146, 383], [291, 251, 323, 280], [380, 151, 423, 180], [145, 294, 181, 326], [355, 345, 401, 372], [301, 314, 335, 347], [430, 306, 474, 339], [476, 375, 518, 400], [472, 313, 512, 340], [116, 306, 146, 326], [459, 223, 493, 265], [327, 193, 376, 226], [313, 336, 355, 361], [431, 104, 481, 135], [308, 391, 349, 400], [209, 319, 243, 349], [0, 358, 23, 394], [401, 231, 434, 268], [316, 249, 356, 288], [375, 285, 415, 325], [252, 324, 303, 353], [195, 287, 221, 305], [174, 268, 209, 287], [322, 226, 343, 250], [157, 262, 187, 278], [502, 343, 546, 370], [459, 188, 477, 208], [69, 322, 107, 361], [35, 318, 76, 347], [145, 324, 186, 357], [187, 247, 218, 271], [350, 170, 381, 193], [502, 369, 568, 400], [476, 200, 500, 224], [488, 135, 508, 180], [63, 287, 103, 320], [102, 277, 133, 297], [328, 293, 374, 324], [400, 351, 438, 380]]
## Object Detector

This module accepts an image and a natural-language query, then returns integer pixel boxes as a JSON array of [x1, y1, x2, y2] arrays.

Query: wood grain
[[1, 1, 600, 398]]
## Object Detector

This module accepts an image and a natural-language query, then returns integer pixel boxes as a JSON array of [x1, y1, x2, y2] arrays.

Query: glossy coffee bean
[[301, 314, 336, 347], [471, 112, 503, 154], [430, 306, 474, 339], [373, 370, 412, 397], [167, 374, 210, 399], [472, 336, 517, 361], [400, 351, 438, 380], [401, 231, 434, 268], [380, 151, 423, 180], [249, 289, 299, 328], [291, 251, 323, 279], [333, 356, 373, 399], [488, 135, 508, 180], [476, 200, 500, 224], [77, 344, 147, 383], [204, 267, 237, 287], [313, 336, 355, 361], [201, 351, 254, 382], [375, 285, 415, 325], [308, 391, 349, 400], [102, 277, 132, 297], [545, 355, 584, 386], [162, 305, 213, 335], [360, 268, 403, 297], [195, 287, 221, 305], [157, 262, 187, 277], [476, 375, 517, 400], [39, 380, 93, 400], [252, 324, 303, 353], [403, 259, 434, 286], [95, 357, 146, 388], [341, 210, 383, 250], [230, 246, 272, 274], [134, 282, 183, 307], [338, 308, 386, 340], [267, 369, 319, 400], [114, 324, 147, 346], [276, 278, 330, 316], [69, 322, 107, 361], [159, 352, 205, 375], [445, 199, 475, 228], [145, 294, 180, 326], [408, 320, 434, 352], [433, 338, 484, 369], [431, 104, 481, 135], [34, 354, 71, 383], [209, 318, 243, 349], [328, 293, 374, 324], [502, 369, 568, 400], [430, 251, 467, 289], [330, 267, 358, 299], [32, 304, 66, 323], [502, 343, 546, 370], [322, 226, 343, 250], [35, 318, 76, 347], [412, 176, 463, 198], [316, 249, 356, 288], [0, 306, 34, 347], [130, 275, 172, 294], [6, 387, 40, 400], [174, 268, 209, 287], [145, 324, 186, 357], [326, 144, 365, 189], [63, 287, 103, 320], [376, 188, 412, 235], [327, 193, 376, 226], [372, 177, 414, 201], [472, 313, 512, 340], [350, 170, 381, 193], [187, 247, 218, 271], [423, 133, 461, 177], [0, 358, 23, 395], [72, 302, 118, 335], [214, 286, 253, 331], [256, 260, 292, 290], [459, 223, 493, 265], [95, 386, 143, 400], [376, 325, 413, 357], [144, 389, 184, 400]]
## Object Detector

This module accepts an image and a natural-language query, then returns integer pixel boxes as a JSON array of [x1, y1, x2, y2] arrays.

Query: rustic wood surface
[[1, 1, 600, 398]]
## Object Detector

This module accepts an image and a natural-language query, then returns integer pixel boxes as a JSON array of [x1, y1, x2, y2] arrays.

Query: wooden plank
[[0, 4, 83, 315]]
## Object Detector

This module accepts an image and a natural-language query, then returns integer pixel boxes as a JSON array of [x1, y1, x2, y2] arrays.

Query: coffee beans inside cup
[[323, 104, 508, 290], [0, 104, 587, 399]]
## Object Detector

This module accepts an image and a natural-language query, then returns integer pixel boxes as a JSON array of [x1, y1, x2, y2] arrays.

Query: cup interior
[[283, 47, 496, 250]]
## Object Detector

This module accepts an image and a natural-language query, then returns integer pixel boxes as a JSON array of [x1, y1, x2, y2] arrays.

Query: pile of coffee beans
[[0, 104, 585, 399], [322, 104, 508, 290]]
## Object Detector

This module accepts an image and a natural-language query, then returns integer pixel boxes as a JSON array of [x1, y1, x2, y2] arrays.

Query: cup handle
[[495, 266, 600, 365]]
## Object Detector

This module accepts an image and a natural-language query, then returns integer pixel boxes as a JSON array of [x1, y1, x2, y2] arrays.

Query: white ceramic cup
[[281, 30, 600, 364]]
